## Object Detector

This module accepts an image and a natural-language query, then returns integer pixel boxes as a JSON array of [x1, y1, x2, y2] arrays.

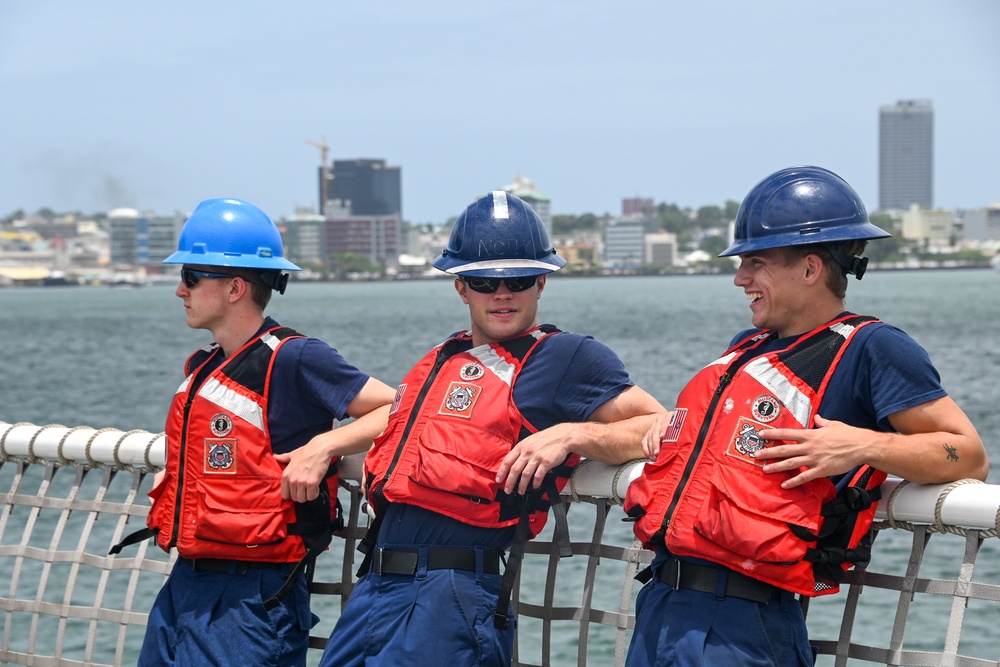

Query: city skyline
[[2, 2, 999, 224]]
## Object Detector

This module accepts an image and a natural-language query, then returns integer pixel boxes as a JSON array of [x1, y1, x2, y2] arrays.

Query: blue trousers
[[319, 548, 515, 667], [625, 564, 816, 667], [138, 559, 316, 667]]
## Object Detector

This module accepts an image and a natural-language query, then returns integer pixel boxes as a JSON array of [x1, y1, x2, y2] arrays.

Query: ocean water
[[2, 269, 999, 665]]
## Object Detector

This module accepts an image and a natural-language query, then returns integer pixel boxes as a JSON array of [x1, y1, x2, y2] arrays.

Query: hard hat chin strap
[[259, 271, 290, 294], [828, 248, 869, 280]]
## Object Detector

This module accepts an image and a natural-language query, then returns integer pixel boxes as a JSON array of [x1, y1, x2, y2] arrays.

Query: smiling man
[[318, 191, 665, 667], [623, 166, 988, 667]]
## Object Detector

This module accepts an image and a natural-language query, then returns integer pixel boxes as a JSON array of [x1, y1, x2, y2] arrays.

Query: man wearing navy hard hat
[[624, 167, 988, 666], [317, 190, 666, 666]]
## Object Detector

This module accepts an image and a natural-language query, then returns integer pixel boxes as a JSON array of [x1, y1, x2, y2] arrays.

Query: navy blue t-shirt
[[729, 315, 946, 432], [378, 329, 635, 551], [189, 317, 370, 455]]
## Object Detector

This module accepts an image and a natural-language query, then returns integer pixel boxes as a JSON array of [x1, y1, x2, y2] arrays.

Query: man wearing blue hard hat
[[316, 190, 666, 666], [111, 198, 396, 666], [624, 166, 988, 666]]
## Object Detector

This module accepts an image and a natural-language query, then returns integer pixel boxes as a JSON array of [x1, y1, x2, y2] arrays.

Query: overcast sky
[[1, 1, 998, 224]]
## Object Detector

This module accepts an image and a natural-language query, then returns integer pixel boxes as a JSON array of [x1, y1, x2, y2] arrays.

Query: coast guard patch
[[460, 362, 485, 381], [439, 382, 480, 418], [204, 439, 238, 474], [726, 417, 770, 467], [210, 413, 234, 437], [751, 395, 780, 423]]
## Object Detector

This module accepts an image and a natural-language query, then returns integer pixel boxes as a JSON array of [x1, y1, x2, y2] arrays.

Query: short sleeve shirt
[[191, 317, 371, 455]]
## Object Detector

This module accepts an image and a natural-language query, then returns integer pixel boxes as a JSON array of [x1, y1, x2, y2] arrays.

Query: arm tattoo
[[943, 444, 960, 462]]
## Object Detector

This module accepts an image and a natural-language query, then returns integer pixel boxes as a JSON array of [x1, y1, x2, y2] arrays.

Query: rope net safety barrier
[[1, 422, 999, 667]]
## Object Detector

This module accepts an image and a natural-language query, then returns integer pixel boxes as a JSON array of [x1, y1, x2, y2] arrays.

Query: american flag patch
[[389, 384, 407, 415], [661, 409, 688, 443]]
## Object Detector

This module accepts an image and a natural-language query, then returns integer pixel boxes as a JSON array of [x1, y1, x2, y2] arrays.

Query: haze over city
[[2, 1, 998, 224]]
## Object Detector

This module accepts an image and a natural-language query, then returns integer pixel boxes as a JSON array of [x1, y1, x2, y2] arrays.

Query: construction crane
[[306, 137, 330, 215]]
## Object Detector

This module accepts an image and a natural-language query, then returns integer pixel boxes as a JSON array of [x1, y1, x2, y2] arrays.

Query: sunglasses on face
[[462, 275, 538, 294], [180, 268, 237, 288]]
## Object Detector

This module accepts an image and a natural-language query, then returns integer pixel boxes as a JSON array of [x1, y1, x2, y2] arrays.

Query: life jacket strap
[[494, 478, 572, 630], [108, 526, 158, 555]]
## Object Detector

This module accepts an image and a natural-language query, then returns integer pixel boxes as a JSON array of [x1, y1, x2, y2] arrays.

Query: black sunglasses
[[181, 268, 289, 294], [462, 275, 538, 294], [180, 268, 237, 288]]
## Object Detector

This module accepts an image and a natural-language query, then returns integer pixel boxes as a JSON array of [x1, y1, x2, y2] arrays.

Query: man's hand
[[495, 424, 574, 496], [755, 415, 873, 488], [274, 435, 335, 503], [641, 412, 677, 462]]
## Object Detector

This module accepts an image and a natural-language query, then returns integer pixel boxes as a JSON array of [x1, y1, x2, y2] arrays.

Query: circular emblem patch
[[445, 384, 477, 412], [210, 413, 234, 437], [460, 362, 485, 381], [751, 395, 780, 423]]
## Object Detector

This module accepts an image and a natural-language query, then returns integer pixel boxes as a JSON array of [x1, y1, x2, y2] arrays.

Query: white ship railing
[[1, 422, 998, 667]]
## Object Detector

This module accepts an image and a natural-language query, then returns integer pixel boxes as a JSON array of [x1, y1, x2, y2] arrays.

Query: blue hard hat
[[432, 191, 566, 277], [719, 166, 891, 257], [163, 198, 301, 271]]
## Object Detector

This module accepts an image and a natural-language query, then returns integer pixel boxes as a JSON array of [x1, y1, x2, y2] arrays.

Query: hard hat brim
[[162, 250, 302, 271], [718, 223, 892, 257], [432, 255, 566, 277]]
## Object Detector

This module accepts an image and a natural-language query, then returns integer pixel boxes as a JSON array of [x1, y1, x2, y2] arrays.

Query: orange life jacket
[[624, 315, 887, 597], [146, 326, 339, 563], [364, 325, 577, 538]]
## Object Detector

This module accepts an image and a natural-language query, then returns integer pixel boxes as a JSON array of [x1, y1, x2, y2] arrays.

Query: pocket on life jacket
[[194, 476, 288, 546], [146, 472, 170, 524], [693, 464, 829, 565], [408, 419, 508, 503]]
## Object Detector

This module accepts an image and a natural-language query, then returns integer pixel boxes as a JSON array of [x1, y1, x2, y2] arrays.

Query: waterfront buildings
[[644, 232, 679, 268], [108, 209, 183, 269], [603, 220, 645, 269], [900, 204, 955, 249], [962, 204, 1000, 243], [322, 159, 402, 218], [280, 208, 327, 268], [504, 175, 553, 239], [879, 99, 934, 212], [325, 206, 402, 270], [313, 159, 404, 270]]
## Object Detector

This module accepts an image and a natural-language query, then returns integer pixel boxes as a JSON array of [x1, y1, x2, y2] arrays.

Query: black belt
[[656, 560, 792, 604], [371, 547, 503, 576], [181, 557, 295, 576]]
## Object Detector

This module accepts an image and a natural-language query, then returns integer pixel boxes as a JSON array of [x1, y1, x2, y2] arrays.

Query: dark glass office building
[[320, 159, 402, 217]]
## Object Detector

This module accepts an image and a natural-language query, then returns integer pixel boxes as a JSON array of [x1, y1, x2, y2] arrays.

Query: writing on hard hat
[[433, 191, 566, 278], [720, 166, 891, 258]]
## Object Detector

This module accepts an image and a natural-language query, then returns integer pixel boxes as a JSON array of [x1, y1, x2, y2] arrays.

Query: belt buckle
[[372, 547, 386, 575], [373, 547, 419, 575], [669, 560, 683, 590]]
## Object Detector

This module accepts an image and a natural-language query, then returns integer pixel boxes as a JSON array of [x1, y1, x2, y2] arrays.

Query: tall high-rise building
[[879, 99, 934, 211], [321, 159, 402, 218]]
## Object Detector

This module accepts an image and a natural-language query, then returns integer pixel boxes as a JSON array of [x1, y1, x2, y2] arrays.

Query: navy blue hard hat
[[163, 198, 301, 272], [432, 191, 566, 277], [720, 166, 891, 257]]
